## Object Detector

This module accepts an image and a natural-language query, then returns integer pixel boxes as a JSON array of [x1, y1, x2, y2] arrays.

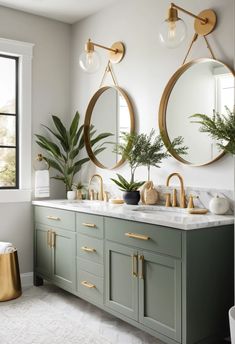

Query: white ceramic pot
[[209, 195, 230, 215], [229, 306, 235, 344], [67, 190, 76, 200]]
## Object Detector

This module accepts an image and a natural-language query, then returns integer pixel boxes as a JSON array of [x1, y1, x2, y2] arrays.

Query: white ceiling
[[0, 0, 118, 24]]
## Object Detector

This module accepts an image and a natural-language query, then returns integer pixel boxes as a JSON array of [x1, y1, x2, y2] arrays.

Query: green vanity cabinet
[[105, 241, 138, 320], [138, 250, 181, 342], [34, 206, 76, 293], [105, 218, 182, 342], [34, 204, 234, 344], [35, 225, 52, 279], [76, 213, 104, 305]]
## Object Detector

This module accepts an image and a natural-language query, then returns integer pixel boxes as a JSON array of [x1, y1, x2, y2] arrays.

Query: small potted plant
[[111, 173, 145, 205], [111, 130, 187, 205], [73, 182, 84, 200]]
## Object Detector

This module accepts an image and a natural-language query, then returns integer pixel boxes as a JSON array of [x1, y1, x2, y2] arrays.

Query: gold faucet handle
[[187, 194, 199, 209], [165, 193, 172, 207]]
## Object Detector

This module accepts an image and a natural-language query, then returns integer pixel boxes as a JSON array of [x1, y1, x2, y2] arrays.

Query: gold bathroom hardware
[[89, 174, 104, 201], [166, 173, 186, 208], [34, 153, 49, 170], [82, 222, 96, 228], [81, 246, 96, 253], [47, 215, 61, 221], [82, 38, 125, 65], [139, 255, 144, 279], [160, 2, 217, 53], [125, 232, 150, 241], [51, 231, 55, 248], [132, 255, 138, 277], [47, 230, 51, 248], [172, 189, 177, 207], [81, 280, 96, 289], [165, 193, 172, 207], [187, 195, 199, 209]]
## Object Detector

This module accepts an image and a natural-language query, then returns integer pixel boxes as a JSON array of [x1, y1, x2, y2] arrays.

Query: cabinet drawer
[[77, 269, 103, 305], [35, 206, 75, 231], [77, 234, 103, 264], [77, 257, 103, 277], [105, 218, 181, 258], [76, 213, 103, 238]]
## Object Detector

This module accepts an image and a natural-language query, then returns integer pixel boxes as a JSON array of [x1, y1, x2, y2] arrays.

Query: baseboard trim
[[21, 272, 33, 288]]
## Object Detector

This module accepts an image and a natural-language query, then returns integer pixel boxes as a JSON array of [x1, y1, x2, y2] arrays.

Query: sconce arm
[[171, 3, 208, 24]]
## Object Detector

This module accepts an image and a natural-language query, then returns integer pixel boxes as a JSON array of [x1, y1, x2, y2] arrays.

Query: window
[[0, 55, 18, 188], [0, 38, 33, 202]]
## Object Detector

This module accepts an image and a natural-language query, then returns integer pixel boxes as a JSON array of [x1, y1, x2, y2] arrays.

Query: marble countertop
[[32, 199, 234, 230]]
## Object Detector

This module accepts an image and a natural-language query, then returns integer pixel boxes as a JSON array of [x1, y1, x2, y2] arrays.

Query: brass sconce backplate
[[109, 42, 125, 64], [194, 9, 217, 36]]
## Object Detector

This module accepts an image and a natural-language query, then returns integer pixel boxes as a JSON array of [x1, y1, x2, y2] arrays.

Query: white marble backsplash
[[156, 185, 234, 215], [83, 180, 234, 215]]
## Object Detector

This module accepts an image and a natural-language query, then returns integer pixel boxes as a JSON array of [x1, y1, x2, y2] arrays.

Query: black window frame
[[0, 54, 19, 189]]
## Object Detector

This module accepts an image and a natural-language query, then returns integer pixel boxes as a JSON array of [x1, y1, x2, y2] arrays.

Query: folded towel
[[35, 170, 50, 198], [0, 242, 14, 254]]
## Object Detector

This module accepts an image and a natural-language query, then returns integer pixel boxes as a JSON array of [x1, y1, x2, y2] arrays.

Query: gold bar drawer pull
[[81, 246, 96, 253], [81, 280, 96, 289], [47, 215, 61, 221], [125, 232, 150, 241], [82, 222, 96, 228]]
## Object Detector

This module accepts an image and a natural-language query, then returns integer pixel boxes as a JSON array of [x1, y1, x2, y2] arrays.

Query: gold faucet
[[166, 173, 186, 208], [89, 174, 104, 201]]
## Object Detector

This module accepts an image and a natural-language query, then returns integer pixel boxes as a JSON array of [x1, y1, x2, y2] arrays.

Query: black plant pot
[[123, 191, 140, 205]]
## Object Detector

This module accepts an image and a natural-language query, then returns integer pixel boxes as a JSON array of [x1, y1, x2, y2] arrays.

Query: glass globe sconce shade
[[159, 18, 187, 48], [79, 50, 100, 74]]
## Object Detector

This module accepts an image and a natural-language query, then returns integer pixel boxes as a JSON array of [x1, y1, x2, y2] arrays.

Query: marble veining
[[32, 199, 234, 230]]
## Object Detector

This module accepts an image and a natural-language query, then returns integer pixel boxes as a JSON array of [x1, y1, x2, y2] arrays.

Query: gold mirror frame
[[159, 58, 235, 167], [84, 86, 135, 170]]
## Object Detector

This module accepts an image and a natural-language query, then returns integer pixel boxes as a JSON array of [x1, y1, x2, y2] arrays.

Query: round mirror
[[159, 58, 234, 166], [84, 86, 135, 169]]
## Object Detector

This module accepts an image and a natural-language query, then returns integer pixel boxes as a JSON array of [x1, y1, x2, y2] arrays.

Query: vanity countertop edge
[[32, 200, 234, 231]]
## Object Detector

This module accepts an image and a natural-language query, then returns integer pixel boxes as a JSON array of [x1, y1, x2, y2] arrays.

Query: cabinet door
[[139, 251, 181, 342], [105, 242, 138, 320], [35, 225, 52, 279], [51, 228, 76, 292]]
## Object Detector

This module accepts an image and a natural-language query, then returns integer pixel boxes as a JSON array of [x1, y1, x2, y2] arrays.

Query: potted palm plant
[[35, 111, 112, 197]]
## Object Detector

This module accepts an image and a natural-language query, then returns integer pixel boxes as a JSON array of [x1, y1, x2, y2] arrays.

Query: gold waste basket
[[0, 250, 22, 301]]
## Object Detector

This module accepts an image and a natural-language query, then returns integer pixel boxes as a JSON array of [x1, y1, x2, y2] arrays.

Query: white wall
[[71, 0, 234, 191], [0, 6, 71, 272]]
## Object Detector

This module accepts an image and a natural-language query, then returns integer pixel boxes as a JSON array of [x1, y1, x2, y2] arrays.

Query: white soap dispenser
[[209, 194, 230, 215]]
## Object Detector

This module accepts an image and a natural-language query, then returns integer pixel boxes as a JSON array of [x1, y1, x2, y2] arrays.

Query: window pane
[[0, 57, 16, 114], [0, 148, 16, 187], [0, 115, 16, 146]]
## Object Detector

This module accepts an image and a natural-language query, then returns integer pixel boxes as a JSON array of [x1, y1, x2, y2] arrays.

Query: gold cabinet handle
[[81, 280, 96, 289], [132, 254, 138, 277], [47, 230, 51, 248], [139, 255, 144, 279], [51, 231, 56, 248], [125, 232, 150, 241], [82, 222, 97, 228], [81, 246, 96, 253], [47, 215, 61, 221]]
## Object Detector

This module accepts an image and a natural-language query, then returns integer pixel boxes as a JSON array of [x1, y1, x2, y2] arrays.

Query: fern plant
[[190, 106, 235, 155], [35, 112, 112, 191]]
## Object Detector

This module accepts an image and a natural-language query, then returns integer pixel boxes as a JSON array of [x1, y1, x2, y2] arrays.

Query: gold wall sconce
[[79, 39, 125, 73], [159, 3, 217, 48]]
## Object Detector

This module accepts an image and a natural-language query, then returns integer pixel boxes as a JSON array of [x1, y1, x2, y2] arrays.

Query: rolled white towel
[[3, 247, 16, 254], [0, 242, 14, 254]]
